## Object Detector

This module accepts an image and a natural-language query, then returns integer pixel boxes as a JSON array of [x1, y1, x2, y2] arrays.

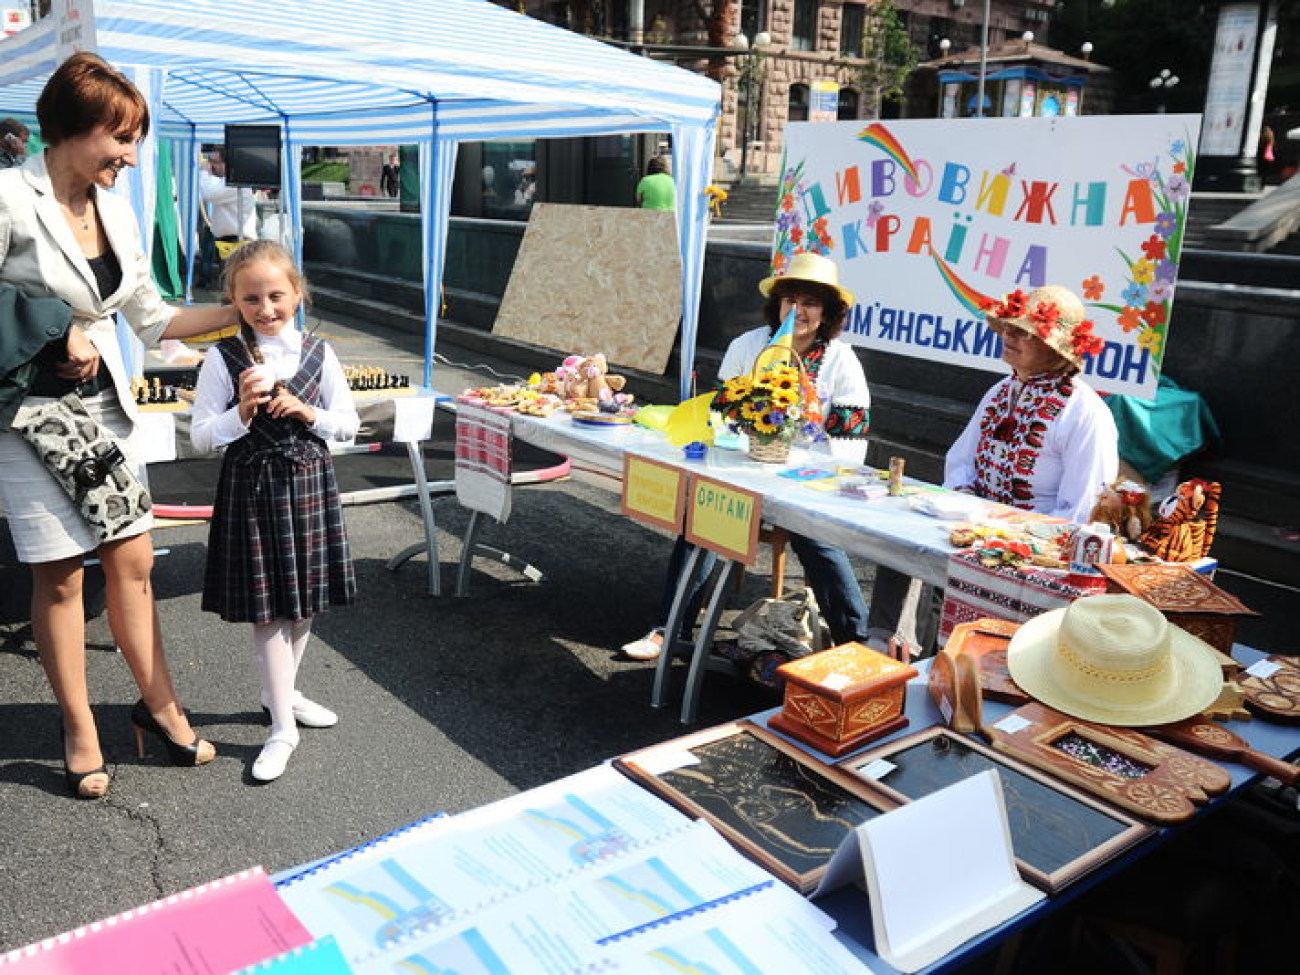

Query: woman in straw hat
[[869, 284, 1119, 654], [945, 283, 1118, 519], [622, 251, 872, 661]]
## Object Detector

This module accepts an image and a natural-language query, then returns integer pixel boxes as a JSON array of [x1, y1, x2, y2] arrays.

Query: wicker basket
[[747, 434, 793, 464]]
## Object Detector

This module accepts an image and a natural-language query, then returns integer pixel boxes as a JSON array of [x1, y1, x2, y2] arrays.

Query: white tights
[[253, 619, 312, 742]]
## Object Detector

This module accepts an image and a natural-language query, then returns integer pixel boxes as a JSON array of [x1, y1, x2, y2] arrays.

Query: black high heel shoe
[[59, 726, 110, 800], [130, 700, 216, 767]]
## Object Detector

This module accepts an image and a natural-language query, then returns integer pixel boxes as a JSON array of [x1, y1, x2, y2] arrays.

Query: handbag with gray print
[[11, 393, 151, 543]]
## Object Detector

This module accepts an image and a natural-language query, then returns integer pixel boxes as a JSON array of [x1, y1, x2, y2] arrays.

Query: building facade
[[515, 1, 1063, 179]]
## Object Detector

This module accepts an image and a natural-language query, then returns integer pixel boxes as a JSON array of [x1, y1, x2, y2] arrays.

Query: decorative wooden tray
[[614, 720, 895, 894], [984, 702, 1231, 824], [839, 727, 1153, 893], [1233, 656, 1300, 724]]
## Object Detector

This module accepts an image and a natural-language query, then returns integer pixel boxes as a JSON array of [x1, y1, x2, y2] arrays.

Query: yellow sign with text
[[621, 454, 687, 533], [685, 473, 762, 566]]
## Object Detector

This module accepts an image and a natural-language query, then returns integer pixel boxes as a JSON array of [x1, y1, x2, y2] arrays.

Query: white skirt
[[0, 391, 153, 563]]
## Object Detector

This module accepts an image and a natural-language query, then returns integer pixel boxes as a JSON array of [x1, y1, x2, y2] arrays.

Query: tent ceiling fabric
[[0, 0, 721, 397], [0, 0, 720, 141]]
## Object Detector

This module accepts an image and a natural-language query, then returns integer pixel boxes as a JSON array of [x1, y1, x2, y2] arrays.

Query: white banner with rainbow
[[777, 115, 1203, 399]]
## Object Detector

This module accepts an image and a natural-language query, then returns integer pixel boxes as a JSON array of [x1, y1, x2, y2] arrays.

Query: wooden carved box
[[769, 642, 917, 757], [1099, 563, 1256, 657]]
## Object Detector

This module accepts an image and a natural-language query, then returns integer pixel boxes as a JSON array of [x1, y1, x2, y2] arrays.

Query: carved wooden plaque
[[614, 721, 895, 893], [985, 702, 1231, 824], [1099, 563, 1257, 655]]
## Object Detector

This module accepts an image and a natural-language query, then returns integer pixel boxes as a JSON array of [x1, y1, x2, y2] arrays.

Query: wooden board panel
[[839, 727, 1153, 893], [615, 721, 895, 894], [493, 203, 682, 375]]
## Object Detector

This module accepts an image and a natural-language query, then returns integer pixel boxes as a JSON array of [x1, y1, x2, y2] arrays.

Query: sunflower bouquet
[[710, 361, 809, 447]]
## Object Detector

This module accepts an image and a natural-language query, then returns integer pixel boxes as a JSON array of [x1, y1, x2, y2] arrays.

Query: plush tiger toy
[[1138, 479, 1221, 563]]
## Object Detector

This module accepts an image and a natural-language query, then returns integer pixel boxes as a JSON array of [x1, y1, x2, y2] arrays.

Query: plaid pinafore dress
[[201, 335, 356, 624]]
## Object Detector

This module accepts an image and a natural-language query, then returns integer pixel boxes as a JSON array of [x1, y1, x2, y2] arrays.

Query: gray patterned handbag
[[11, 393, 151, 544]]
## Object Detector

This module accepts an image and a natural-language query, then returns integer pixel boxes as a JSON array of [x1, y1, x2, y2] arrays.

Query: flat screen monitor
[[224, 124, 281, 188]]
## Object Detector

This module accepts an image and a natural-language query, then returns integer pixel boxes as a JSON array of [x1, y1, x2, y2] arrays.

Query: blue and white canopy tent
[[0, 0, 720, 395]]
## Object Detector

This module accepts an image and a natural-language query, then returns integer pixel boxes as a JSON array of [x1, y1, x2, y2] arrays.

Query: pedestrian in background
[[380, 152, 399, 198], [0, 117, 29, 168], [635, 155, 675, 211], [190, 241, 359, 783]]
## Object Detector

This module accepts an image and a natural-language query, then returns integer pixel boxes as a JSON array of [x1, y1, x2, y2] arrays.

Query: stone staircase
[[714, 181, 779, 224]]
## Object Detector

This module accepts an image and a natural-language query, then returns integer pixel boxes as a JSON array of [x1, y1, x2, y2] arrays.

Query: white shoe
[[290, 692, 338, 729], [622, 629, 665, 661], [251, 735, 298, 782], [261, 692, 339, 728]]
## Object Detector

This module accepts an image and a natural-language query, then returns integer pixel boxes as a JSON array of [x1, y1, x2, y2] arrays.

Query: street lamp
[[937, 39, 951, 117], [733, 30, 771, 182], [1078, 42, 1094, 114], [1149, 68, 1179, 113]]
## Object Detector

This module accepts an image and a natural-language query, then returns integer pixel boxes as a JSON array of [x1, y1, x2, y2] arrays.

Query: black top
[[87, 250, 123, 300], [26, 251, 123, 397]]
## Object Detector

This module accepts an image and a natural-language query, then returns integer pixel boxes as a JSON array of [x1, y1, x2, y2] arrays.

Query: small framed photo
[[614, 720, 895, 894], [838, 727, 1153, 893]]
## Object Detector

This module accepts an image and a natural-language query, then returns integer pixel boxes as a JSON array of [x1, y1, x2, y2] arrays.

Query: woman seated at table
[[622, 252, 872, 661], [869, 284, 1119, 652]]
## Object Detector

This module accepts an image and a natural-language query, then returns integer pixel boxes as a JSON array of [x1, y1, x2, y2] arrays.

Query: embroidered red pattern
[[973, 376, 1073, 508]]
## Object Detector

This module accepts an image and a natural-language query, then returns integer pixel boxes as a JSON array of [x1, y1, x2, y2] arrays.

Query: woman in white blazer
[[0, 54, 237, 798]]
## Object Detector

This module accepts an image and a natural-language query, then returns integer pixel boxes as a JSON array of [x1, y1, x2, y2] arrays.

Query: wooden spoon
[[1144, 716, 1300, 785]]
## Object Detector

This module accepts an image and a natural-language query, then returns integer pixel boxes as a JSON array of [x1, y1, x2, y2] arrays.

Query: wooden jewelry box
[[769, 642, 917, 757], [1098, 563, 1256, 656]]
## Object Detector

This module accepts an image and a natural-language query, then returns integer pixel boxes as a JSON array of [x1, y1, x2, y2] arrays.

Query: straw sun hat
[[758, 252, 855, 309], [1006, 594, 1223, 726], [983, 284, 1104, 371]]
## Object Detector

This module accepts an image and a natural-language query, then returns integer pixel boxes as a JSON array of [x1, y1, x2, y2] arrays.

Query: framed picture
[[837, 727, 1153, 893], [614, 720, 895, 894]]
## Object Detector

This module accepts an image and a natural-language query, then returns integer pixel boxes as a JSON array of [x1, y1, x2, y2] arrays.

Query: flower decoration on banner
[[711, 362, 814, 444], [1077, 134, 1196, 364], [771, 159, 833, 275]]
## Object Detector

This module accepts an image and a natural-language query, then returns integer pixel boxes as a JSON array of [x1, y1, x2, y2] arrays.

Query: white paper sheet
[[857, 770, 1045, 973]]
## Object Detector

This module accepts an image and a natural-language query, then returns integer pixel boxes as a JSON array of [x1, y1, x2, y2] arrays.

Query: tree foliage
[[857, 0, 920, 118]]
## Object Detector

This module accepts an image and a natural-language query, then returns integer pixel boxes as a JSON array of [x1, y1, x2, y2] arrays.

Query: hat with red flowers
[[983, 284, 1105, 371]]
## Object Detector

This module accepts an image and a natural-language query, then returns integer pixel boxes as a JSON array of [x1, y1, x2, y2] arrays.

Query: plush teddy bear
[[554, 354, 630, 405], [1089, 479, 1152, 544]]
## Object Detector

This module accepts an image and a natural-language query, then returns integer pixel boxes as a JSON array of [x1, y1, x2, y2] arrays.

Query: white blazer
[[0, 152, 176, 427]]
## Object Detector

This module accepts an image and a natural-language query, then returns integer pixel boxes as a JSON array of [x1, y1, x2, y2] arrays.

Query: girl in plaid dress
[[191, 241, 358, 782]]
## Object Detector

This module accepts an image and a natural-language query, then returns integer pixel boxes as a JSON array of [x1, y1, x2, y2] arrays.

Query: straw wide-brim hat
[[1006, 594, 1223, 727], [986, 283, 1094, 371], [758, 252, 855, 309]]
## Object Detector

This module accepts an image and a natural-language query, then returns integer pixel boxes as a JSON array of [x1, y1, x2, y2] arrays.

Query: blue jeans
[[657, 533, 869, 648], [786, 533, 870, 646], [657, 536, 717, 640]]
